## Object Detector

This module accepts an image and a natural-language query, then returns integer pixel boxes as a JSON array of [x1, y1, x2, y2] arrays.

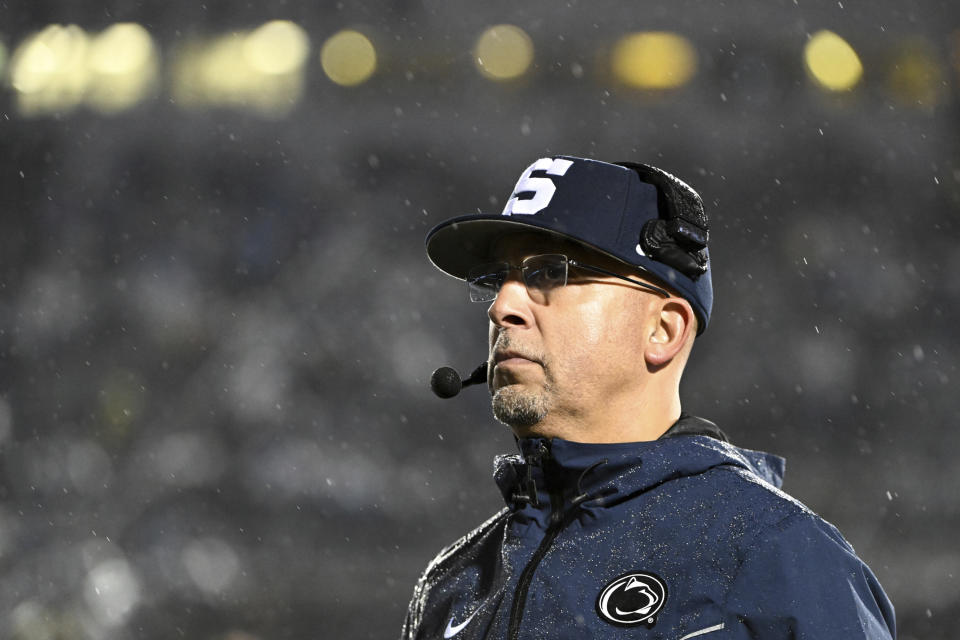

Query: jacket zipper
[[507, 444, 567, 640]]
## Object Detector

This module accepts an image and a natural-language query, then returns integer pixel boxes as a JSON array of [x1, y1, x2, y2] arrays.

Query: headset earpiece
[[639, 218, 708, 279], [617, 161, 710, 281]]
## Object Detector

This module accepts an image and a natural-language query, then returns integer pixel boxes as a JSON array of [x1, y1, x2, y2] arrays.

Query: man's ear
[[644, 298, 695, 367]]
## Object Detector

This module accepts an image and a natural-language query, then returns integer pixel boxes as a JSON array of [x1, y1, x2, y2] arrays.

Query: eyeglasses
[[466, 254, 672, 303]]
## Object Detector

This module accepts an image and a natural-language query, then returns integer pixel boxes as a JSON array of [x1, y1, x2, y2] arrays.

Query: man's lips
[[492, 351, 540, 367], [497, 358, 536, 367]]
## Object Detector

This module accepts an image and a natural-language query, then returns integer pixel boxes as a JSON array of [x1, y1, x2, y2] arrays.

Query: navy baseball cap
[[425, 156, 713, 333]]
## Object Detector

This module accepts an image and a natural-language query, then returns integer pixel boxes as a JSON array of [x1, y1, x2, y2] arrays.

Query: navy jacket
[[401, 417, 896, 639]]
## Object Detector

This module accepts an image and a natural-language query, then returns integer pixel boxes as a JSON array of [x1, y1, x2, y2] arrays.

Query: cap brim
[[426, 214, 584, 280], [426, 212, 674, 290]]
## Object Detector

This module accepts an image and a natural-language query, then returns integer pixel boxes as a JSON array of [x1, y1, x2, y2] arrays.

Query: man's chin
[[491, 385, 547, 429]]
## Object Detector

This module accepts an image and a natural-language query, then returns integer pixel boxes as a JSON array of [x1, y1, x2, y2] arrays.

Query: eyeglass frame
[[466, 253, 673, 303]]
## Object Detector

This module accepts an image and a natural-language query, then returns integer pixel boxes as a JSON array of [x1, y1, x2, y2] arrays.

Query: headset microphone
[[430, 363, 488, 398]]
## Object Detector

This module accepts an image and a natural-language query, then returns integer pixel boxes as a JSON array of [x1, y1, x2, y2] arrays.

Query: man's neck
[[512, 392, 682, 443]]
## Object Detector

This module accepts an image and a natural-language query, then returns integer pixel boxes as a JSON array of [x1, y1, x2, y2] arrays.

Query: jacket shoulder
[[420, 507, 509, 579], [400, 508, 509, 640], [702, 466, 896, 636], [666, 461, 834, 562], [710, 461, 818, 527], [725, 508, 897, 637]]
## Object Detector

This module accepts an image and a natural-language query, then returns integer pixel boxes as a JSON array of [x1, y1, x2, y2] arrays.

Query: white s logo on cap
[[502, 157, 573, 216]]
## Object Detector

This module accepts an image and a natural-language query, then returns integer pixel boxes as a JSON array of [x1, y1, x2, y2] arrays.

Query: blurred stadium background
[[0, 1, 957, 638]]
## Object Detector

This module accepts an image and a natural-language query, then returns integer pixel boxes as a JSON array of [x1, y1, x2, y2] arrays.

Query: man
[[401, 156, 896, 639]]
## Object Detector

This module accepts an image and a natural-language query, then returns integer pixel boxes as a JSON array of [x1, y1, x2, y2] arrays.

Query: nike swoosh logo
[[443, 603, 484, 638]]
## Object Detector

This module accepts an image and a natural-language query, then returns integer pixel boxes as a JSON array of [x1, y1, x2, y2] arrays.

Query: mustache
[[490, 333, 546, 366]]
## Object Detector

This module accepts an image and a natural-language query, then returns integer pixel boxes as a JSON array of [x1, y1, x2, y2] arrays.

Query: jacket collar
[[494, 415, 785, 517]]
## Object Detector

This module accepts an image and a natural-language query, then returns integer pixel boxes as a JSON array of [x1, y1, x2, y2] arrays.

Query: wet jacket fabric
[[400, 416, 896, 639]]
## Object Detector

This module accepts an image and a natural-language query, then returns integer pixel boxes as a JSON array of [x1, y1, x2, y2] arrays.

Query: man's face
[[484, 233, 662, 437]]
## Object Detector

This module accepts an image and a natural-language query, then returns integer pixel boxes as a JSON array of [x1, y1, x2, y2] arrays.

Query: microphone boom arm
[[463, 363, 488, 388]]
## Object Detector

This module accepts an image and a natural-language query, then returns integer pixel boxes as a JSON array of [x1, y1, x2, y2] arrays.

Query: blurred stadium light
[[320, 29, 377, 87], [611, 32, 697, 89], [9, 23, 158, 116], [888, 39, 945, 108], [3, 24, 956, 115], [86, 23, 159, 114], [473, 25, 534, 81], [172, 21, 309, 115], [10, 24, 91, 115], [244, 20, 310, 75], [803, 30, 863, 91]]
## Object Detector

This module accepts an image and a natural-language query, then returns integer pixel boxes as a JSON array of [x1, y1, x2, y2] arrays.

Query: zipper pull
[[513, 440, 551, 508], [538, 440, 551, 461], [525, 439, 551, 466], [522, 474, 539, 508]]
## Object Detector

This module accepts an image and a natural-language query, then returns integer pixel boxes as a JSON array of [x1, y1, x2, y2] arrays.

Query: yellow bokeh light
[[9, 24, 90, 115], [888, 41, 943, 107], [172, 26, 308, 116], [10, 24, 89, 95], [611, 32, 697, 89], [88, 23, 153, 74], [86, 23, 158, 113], [243, 20, 310, 75], [320, 29, 377, 87], [474, 25, 534, 81], [804, 30, 863, 91], [8, 23, 159, 115], [200, 33, 250, 92]]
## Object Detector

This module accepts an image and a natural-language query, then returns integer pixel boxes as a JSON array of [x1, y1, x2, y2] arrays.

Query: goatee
[[491, 385, 548, 428]]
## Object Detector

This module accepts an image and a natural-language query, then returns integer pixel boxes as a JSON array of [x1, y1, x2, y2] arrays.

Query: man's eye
[[544, 264, 566, 281], [525, 264, 565, 288]]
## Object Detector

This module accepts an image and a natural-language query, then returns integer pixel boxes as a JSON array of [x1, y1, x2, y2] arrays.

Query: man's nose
[[487, 275, 532, 329]]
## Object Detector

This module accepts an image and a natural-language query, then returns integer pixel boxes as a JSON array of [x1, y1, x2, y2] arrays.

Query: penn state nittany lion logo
[[596, 571, 668, 627]]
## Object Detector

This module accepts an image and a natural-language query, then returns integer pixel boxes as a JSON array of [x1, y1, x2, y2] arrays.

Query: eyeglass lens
[[467, 254, 569, 302]]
